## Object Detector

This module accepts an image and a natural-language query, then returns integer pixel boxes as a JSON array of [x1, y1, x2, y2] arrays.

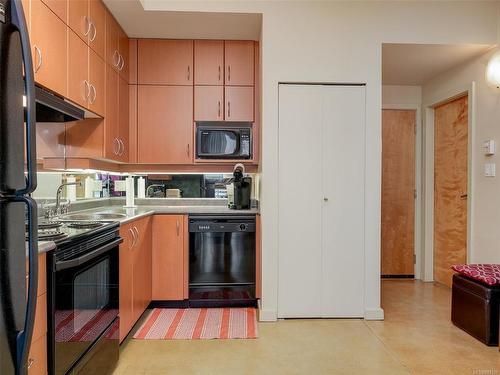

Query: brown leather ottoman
[[451, 273, 500, 346]]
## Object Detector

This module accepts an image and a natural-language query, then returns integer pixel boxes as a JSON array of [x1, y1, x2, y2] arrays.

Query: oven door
[[49, 239, 120, 375], [197, 128, 241, 158]]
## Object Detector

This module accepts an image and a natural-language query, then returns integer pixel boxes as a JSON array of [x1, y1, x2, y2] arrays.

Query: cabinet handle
[[118, 54, 125, 71], [113, 50, 120, 67], [119, 139, 125, 156], [218, 101, 221, 118], [129, 228, 136, 248], [228, 65, 231, 82], [187, 65, 190, 81], [218, 65, 221, 81], [84, 80, 90, 101], [134, 227, 140, 246], [176, 220, 180, 236], [89, 84, 96, 104], [89, 21, 97, 42], [27, 358, 35, 369], [113, 138, 120, 155], [227, 101, 231, 118], [83, 16, 91, 36], [187, 144, 190, 157], [34, 45, 42, 73]]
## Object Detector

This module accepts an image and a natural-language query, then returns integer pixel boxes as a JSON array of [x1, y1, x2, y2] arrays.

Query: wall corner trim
[[258, 309, 278, 322], [364, 307, 385, 320]]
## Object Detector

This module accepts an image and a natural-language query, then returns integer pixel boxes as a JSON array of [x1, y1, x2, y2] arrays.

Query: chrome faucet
[[45, 182, 81, 218]]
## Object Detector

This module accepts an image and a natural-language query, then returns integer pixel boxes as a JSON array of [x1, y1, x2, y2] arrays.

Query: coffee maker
[[227, 163, 252, 210]]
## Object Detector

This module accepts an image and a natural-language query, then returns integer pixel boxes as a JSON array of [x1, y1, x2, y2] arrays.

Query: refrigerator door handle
[[11, 0, 37, 195], [14, 196, 38, 375]]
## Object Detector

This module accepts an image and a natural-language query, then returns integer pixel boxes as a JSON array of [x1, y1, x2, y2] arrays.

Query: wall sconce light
[[486, 51, 500, 88]]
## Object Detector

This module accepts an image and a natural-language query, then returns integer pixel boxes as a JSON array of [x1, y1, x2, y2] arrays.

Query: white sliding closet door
[[321, 86, 365, 317], [278, 84, 366, 319], [278, 85, 324, 318]]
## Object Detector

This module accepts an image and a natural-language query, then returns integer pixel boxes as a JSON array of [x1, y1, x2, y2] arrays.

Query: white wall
[[133, 0, 500, 320], [383, 85, 422, 107], [422, 49, 500, 272]]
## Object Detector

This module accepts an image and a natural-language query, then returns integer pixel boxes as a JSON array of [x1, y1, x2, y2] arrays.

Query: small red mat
[[451, 264, 500, 286], [133, 308, 258, 340]]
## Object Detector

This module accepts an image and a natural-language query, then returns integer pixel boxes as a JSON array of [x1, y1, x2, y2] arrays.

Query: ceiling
[[102, 0, 262, 40], [382, 43, 495, 85]]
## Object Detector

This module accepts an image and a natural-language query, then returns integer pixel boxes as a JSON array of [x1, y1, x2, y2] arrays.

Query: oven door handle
[[55, 237, 123, 271]]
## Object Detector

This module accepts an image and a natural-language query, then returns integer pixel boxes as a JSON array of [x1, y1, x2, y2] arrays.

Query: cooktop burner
[[31, 220, 63, 230], [66, 221, 104, 229], [36, 230, 69, 241]]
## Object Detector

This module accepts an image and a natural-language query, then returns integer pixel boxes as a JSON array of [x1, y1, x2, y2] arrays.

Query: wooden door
[[278, 85, 324, 318], [67, 30, 89, 108], [137, 85, 193, 164], [89, 0, 105, 58], [381, 109, 416, 276], [118, 27, 129, 81], [133, 217, 152, 321], [138, 39, 193, 85], [105, 10, 120, 69], [194, 86, 224, 121], [41, 0, 67, 22], [434, 95, 468, 287], [224, 41, 254, 86], [152, 215, 185, 301], [89, 49, 105, 116], [118, 76, 129, 162], [119, 222, 135, 342], [194, 40, 224, 85], [31, 0, 67, 96], [225, 86, 254, 121], [68, 0, 89, 42], [104, 66, 119, 160]]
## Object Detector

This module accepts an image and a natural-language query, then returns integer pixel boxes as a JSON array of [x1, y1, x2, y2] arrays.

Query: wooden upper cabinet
[[67, 30, 89, 108], [118, 76, 129, 162], [118, 27, 129, 81], [152, 215, 186, 301], [138, 85, 193, 164], [224, 41, 254, 86], [129, 39, 138, 84], [105, 10, 120, 69], [89, 49, 105, 116], [194, 40, 223, 85], [105, 65, 119, 160], [138, 39, 193, 85], [68, 0, 89, 42], [225, 86, 254, 121], [89, 0, 106, 59], [31, 0, 67, 97], [194, 86, 223, 121], [41, 0, 67, 23]]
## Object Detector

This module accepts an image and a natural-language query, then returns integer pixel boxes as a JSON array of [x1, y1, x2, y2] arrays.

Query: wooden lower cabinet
[[152, 215, 188, 301], [119, 216, 152, 343]]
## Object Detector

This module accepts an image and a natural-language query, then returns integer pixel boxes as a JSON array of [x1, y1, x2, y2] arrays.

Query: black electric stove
[[38, 220, 122, 375]]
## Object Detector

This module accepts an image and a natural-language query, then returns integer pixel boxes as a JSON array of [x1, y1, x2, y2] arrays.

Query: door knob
[[323, 197, 329, 202]]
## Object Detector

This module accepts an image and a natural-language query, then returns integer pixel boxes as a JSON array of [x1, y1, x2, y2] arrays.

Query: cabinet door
[[194, 40, 223, 85], [89, 49, 105, 116], [68, 0, 90, 43], [31, 0, 67, 96], [119, 223, 135, 342], [152, 215, 185, 301], [132, 217, 152, 321], [137, 85, 193, 164], [118, 27, 129, 81], [105, 66, 120, 160], [41, 0, 67, 22], [138, 39, 193, 85], [118, 76, 129, 162], [194, 86, 223, 121], [89, 0, 105, 58], [224, 41, 254, 86], [67, 30, 89, 109], [225, 86, 254, 121], [105, 10, 120, 69]]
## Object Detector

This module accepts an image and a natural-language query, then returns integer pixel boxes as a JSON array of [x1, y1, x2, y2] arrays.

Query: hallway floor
[[113, 280, 500, 375]]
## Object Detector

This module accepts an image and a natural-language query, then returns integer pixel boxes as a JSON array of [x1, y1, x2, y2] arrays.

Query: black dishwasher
[[189, 215, 257, 307]]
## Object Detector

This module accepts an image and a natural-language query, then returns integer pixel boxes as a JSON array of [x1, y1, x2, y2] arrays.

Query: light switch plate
[[484, 140, 496, 155], [485, 163, 496, 177]]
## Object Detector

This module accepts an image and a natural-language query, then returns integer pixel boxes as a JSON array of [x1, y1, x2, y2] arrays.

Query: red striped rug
[[133, 308, 258, 340]]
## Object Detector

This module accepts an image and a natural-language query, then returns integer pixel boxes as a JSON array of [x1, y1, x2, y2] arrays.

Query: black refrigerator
[[0, 1, 39, 375]]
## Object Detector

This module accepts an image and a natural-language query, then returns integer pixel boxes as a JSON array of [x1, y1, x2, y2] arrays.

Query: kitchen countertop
[[26, 240, 56, 255]]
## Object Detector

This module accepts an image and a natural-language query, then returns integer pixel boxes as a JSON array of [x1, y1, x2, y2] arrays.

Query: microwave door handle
[[12, 0, 37, 195]]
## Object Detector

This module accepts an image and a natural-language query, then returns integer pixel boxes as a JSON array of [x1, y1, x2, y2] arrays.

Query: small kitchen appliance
[[227, 164, 252, 210], [196, 122, 252, 160]]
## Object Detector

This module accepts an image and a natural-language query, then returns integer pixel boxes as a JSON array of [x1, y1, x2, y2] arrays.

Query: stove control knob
[[239, 223, 247, 231]]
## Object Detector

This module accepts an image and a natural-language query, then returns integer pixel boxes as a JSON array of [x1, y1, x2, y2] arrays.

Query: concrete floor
[[113, 280, 500, 375]]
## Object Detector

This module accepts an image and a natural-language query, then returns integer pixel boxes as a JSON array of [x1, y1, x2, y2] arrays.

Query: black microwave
[[196, 122, 252, 159]]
